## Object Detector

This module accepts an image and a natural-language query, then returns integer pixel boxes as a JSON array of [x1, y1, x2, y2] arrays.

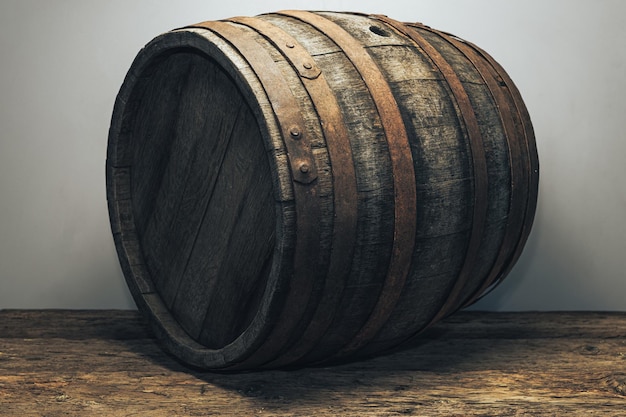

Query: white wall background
[[0, 0, 624, 311]]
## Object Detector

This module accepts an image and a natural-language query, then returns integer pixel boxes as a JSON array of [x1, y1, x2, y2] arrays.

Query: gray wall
[[1, 0, 624, 310]]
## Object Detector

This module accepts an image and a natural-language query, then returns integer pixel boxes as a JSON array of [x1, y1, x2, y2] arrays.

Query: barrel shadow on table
[[119, 313, 540, 405], [5, 310, 624, 415]]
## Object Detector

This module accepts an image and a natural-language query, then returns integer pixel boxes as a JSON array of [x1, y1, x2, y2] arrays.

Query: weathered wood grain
[[1, 310, 625, 416], [125, 47, 278, 349], [106, 11, 539, 370]]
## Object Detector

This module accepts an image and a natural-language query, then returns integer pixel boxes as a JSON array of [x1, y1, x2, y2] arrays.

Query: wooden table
[[1, 310, 625, 416]]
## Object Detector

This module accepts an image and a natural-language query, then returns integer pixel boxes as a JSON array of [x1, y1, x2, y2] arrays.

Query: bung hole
[[369, 25, 391, 37]]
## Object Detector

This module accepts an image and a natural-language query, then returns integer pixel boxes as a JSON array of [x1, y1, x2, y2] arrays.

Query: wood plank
[[122, 41, 284, 351], [167, 103, 274, 346], [1, 310, 625, 416]]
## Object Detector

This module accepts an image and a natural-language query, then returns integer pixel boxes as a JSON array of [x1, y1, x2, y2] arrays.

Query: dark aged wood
[[414, 24, 530, 313], [225, 16, 360, 370], [370, 16, 490, 329], [186, 20, 325, 371], [277, 10, 419, 363], [1, 310, 625, 416], [127, 49, 276, 349], [261, 12, 397, 366], [106, 11, 539, 370], [451, 32, 540, 308]]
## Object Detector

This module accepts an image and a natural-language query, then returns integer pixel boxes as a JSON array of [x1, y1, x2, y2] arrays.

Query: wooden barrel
[[106, 11, 539, 370]]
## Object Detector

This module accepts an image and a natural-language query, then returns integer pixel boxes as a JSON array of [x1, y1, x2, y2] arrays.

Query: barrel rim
[[106, 28, 294, 369]]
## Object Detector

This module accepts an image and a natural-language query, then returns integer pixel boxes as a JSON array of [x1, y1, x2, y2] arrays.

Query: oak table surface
[[1, 310, 625, 416]]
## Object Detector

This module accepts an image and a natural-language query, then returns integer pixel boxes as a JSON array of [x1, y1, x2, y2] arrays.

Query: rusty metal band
[[184, 20, 322, 369], [227, 17, 322, 80], [402, 22, 525, 312], [413, 25, 538, 308], [187, 22, 318, 185], [277, 10, 418, 356], [451, 37, 538, 307], [418, 26, 535, 307], [427, 31, 525, 309], [373, 15, 489, 323], [481, 48, 538, 296], [225, 16, 359, 366]]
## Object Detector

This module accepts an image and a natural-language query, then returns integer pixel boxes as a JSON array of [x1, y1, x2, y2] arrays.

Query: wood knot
[[605, 374, 626, 396], [580, 344, 600, 355], [55, 393, 70, 402]]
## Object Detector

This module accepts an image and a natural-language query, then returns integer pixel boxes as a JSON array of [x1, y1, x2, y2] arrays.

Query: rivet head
[[289, 126, 301, 139], [303, 62, 312, 70], [286, 42, 295, 48], [299, 163, 310, 174]]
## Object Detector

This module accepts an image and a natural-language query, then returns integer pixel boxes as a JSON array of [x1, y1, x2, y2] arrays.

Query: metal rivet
[[286, 42, 295, 48], [289, 126, 301, 139], [303, 62, 312, 70], [299, 163, 310, 174]]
